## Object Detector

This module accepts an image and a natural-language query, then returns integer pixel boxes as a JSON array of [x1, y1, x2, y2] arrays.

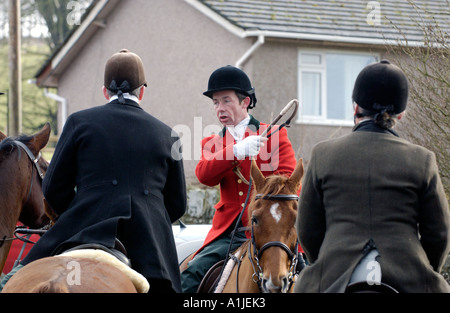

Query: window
[[297, 50, 379, 126]]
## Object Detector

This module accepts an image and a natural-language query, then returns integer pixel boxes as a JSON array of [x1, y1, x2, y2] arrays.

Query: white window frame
[[296, 49, 380, 127]]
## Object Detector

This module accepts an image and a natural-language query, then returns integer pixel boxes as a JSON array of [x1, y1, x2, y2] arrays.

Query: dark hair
[[235, 91, 251, 111], [355, 105, 399, 129]]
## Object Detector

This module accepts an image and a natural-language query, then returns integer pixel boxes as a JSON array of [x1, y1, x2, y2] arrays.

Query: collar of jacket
[[219, 114, 260, 138], [108, 99, 143, 110], [353, 119, 399, 137]]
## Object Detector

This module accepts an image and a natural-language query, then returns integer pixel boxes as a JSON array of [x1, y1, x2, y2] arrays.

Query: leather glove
[[233, 135, 266, 160]]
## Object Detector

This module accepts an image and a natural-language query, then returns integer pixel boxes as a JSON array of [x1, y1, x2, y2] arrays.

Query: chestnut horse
[[216, 159, 303, 293], [189, 159, 303, 293], [0, 124, 51, 274]]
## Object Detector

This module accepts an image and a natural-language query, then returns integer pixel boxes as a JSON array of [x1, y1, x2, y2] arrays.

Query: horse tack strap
[[0, 235, 7, 247], [254, 194, 299, 201], [13, 141, 45, 180], [0, 225, 49, 248], [257, 241, 297, 260], [249, 218, 299, 292]]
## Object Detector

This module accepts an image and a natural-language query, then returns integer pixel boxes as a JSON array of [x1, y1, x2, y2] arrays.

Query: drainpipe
[[44, 88, 67, 135], [235, 34, 265, 69]]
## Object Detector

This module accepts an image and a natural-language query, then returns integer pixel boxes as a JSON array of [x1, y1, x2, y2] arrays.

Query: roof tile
[[200, 0, 449, 43]]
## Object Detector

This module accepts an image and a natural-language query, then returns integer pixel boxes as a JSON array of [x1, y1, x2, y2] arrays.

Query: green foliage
[[0, 37, 57, 136]]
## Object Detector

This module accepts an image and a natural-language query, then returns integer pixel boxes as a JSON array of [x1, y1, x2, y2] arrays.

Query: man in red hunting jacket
[[181, 66, 298, 293]]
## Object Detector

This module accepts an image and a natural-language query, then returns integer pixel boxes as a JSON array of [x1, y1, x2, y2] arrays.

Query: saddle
[[346, 281, 398, 293], [197, 260, 225, 293], [56, 239, 131, 267], [56, 239, 150, 293]]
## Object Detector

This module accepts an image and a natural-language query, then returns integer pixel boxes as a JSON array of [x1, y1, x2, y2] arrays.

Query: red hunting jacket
[[195, 115, 298, 255]]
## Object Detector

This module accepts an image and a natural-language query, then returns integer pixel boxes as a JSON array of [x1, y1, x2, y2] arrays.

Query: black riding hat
[[352, 60, 409, 114], [203, 65, 257, 109]]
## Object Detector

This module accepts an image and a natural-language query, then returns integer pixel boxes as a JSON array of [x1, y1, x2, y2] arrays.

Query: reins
[[0, 224, 50, 248]]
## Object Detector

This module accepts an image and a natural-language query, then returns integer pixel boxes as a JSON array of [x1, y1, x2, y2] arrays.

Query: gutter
[[235, 35, 265, 69], [242, 29, 428, 48], [44, 88, 68, 134]]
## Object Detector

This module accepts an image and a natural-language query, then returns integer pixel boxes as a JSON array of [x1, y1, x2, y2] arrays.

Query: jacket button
[[144, 190, 149, 196], [237, 179, 242, 184], [112, 180, 118, 186], [239, 191, 244, 196]]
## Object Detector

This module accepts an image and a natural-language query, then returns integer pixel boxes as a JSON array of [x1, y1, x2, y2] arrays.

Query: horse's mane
[[0, 134, 33, 157]]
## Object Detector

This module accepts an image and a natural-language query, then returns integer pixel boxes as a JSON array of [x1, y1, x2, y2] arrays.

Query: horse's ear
[[250, 159, 265, 192], [30, 123, 51, 153], [0, 130, 6, 141], [288, 158, 304, 191]]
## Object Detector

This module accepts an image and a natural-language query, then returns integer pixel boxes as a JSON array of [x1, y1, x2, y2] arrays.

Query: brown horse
[[204, 159, 303, 293], [0, 124, 51, 274]]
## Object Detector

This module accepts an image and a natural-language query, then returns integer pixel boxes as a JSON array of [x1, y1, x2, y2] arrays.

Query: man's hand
[[233, 136, 268, 160]]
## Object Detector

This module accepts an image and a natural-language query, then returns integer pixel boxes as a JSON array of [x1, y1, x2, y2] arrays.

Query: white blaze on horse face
[[270, 203, 282, 223]]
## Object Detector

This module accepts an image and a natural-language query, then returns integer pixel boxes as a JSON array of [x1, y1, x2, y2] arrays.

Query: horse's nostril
[[281, 276, 289, 293], [261, 278, 267, 292], [261, 278, 272, 293]]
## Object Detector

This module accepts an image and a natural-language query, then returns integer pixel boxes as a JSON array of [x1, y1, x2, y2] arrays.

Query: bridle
[[247, 193, 299, 292], [13, 141, 45, 205], [13, 141, 45, 180], [0, 141, 47, 248]]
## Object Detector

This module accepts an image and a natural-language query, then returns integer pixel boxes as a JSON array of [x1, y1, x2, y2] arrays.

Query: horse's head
[[248, 158, 303, 293], [0, 123, 51, 229], [0, 124, 51, 273], [19, 123, 52, 229]]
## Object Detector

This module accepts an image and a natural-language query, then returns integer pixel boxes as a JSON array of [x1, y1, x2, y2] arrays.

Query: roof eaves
[[184, 0, 248, 37], [190, 0, 423, 46], [191, 0, 439, 47], [35, 0, 120, 87]]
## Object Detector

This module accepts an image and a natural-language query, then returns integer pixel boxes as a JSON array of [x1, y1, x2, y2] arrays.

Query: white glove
[[233, 135, 265, 160]]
